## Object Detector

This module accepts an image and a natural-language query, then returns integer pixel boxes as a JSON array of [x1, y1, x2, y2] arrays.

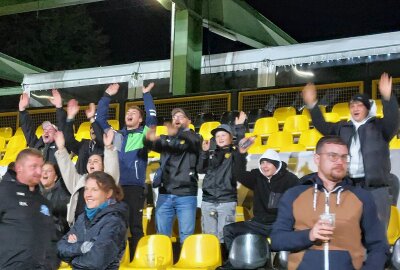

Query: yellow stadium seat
[[121, 235, 173, 270], [199, 121, 221, 141], [15, 127, 24, 137], [108, 119, 120, 130], [0, 127, 13, 140], [323, 112, 341, 123], [374, 99, 383, 118], [298, 129, 323, 151], [246, 117, 279, 138], [388, 206, 400, 245], [332, 102, 350, 120], [6, 135, 27, 151], [0, 136, 6, 153], [119, 241, 131, 269], [266, 131, 293, 152], [302, 106, 326, 122], [167, 234, 221, 270], [189, 124, 195, 131], [235, 206, 251, 222], [283, 115, 310, 136], [280, 143, 306, 153], [58, 261, 72, 270], [75, 121, 91, 142], [390, 137, 400, 150], [247, 137, 268, 155], [273, 107, 296, 125], [36, 125, 43, 139]]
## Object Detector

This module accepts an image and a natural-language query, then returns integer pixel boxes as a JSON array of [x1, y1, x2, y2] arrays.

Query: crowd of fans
[[0, 72, 398, 270]]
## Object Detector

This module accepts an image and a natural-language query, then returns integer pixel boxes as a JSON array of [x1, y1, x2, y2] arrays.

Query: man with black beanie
[[218, 148, 299, 269]]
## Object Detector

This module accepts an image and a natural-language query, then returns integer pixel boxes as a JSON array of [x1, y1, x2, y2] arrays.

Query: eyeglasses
[[318, 152, 350, 163]]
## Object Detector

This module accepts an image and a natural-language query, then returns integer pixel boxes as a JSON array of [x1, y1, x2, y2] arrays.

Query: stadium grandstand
[[1, 1, 400, 269]]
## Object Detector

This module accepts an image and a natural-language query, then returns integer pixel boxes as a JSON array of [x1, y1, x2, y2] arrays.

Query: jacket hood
[[258, 149, 282, 176], [91, 201, 129, 226]]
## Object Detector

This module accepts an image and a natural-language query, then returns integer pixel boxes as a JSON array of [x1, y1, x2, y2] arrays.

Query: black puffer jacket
[[233, 158, 299, 225], [57, 202, 128, 270], [310, 95, 399, 187], [198, 145, 246, 203], [146, 128, 201, 196]]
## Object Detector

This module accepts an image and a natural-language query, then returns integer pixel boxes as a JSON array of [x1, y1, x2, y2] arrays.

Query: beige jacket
[[55, 147, 120, 225]]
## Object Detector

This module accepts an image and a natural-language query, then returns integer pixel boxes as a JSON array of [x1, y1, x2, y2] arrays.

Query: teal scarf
[[85, 201, 109, 221]]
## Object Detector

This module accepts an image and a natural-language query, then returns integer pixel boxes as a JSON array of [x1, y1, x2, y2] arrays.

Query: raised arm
[[64, 99, 82, 154], [96, 84, 119, 131], [232, 137, 257, 189], [54, 131, 82, 195], [18, 92, 39, 147], [379, 72, 400, 141], [142, 82, 157, 128], [103, 129, 120, 184], [51, 89, 67, 132], [196, 139, 210, 174], [302, 83, 339, 135]]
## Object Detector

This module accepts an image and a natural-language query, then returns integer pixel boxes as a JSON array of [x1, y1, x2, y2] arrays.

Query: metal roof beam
[[0, 0, 105, 16], [0, 52, 45, 83]]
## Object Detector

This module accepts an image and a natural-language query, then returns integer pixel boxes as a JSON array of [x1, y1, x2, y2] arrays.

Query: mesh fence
[[126, 93, 231, 122], [0, 113, 18, 134], [239, 82, 363, 113], [374, 79, 400, 102]]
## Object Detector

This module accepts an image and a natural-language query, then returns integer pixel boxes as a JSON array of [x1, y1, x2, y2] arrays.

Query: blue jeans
[[155, 194, 197, 243]]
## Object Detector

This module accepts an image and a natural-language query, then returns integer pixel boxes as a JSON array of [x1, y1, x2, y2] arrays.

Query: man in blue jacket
[[96, 82, 157, 258], [271, 136, 388, 270]]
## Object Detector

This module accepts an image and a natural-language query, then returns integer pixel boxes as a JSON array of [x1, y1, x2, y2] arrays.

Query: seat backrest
[[35, 125, 43, 139], [0, 136, 6, 150], [107, 119, 120, 130], [131, 234, 173, 267], [0, 127, 13, 139], [298, 129, 323, 150], [199, 121, 221, 140], [156, 125, 168, 136], [302, 106, 326, 121], [7, 135, 27, 150], [388, 206, 400, 245], [266, 131, 293, 150], [229, 234, 270, 269], [283, 115, 309, 134], [273, 106, 296, 124], [332, 102, 350, 120], [280, 143, 306, 153], [323, 112, 340, 123], [75, 121, 91, 141], [390, 137, 400, 150], [252, 117, 279, 136], [176, 234, 221, 268]]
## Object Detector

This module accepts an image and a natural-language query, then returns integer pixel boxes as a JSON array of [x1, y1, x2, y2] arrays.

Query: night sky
[[85, 0, 400, 65]]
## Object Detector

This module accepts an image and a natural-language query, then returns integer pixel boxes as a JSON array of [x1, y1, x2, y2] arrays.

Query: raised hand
[[67, 99, 80, 119], [379, 72, 392, 100], [105, 84, 120, 96], [142, 82, 155, 94], [19, 93, 30, 111], [202, 140, 211, 151], [302, 83, 317, 106], [235, 111, 247, 125], [85, 103, 96, 120], [238, 136, 256, 153], [50, 89, 62, 108], [103, 129, 115, 147], [145, 126, 157, 142], [54, 131, 66, 150]]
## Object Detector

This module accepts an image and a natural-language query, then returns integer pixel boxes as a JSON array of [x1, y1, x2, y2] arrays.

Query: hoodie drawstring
[[313, 184, 343, 212]]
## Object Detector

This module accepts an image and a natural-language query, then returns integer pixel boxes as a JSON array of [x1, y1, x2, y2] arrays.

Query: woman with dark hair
[[40, 161, 71, 239], [57, 171, 128, 270]]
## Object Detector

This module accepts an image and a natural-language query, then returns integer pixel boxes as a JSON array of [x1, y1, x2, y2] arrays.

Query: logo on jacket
[[40, 205, 50, 216], [180, 140, 185, 144], [19, 201, 28, 206], [225, 153, 231, 159]]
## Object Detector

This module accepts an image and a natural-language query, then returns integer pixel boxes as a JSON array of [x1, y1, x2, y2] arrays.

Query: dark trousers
[[122, 185, 145, 259], [223, 220, 272, 252]]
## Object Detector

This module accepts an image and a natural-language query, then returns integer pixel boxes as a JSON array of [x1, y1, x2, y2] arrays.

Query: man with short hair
[[96, 82, 157, 258], [271, 136, 389, 270], [19, 89, 66, 163], [145, 108, 201, 244], [218, 147, 299, 269], [302, 73, 399, 226], [0, 148, 58, 269]]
